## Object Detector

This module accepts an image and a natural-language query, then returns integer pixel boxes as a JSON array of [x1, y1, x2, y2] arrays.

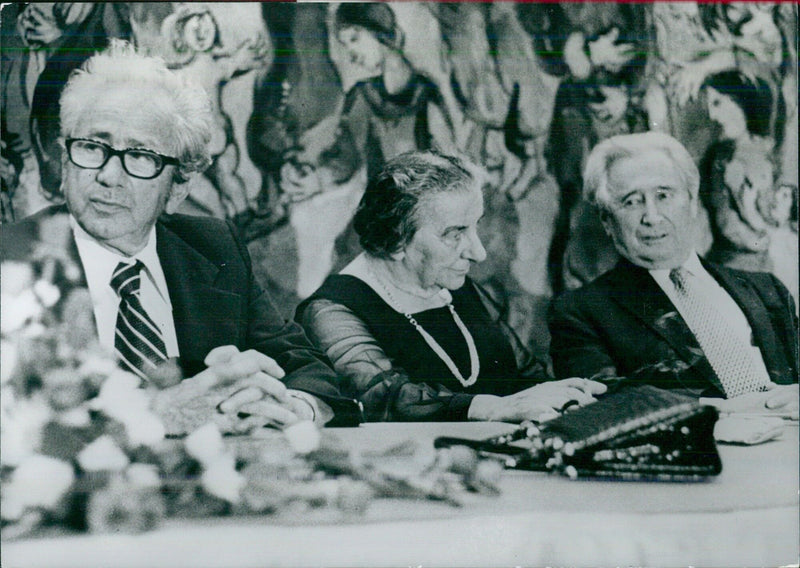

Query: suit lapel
[[606, 260, 721, 389], [156, 222, 243, 372], [606, 261, 692, 352], [704, 261, 783, 378]]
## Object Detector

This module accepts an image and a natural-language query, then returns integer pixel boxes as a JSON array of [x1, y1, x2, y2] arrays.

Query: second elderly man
[[549, 132, 798, 416]]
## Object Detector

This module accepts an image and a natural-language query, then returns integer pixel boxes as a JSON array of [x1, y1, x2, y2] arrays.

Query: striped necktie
[[669, 267, 771, 398], [110, 260, 167, 380]]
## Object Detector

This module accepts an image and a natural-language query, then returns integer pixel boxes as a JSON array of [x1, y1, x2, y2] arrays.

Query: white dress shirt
[[71, 218, 179, 357], [71, 217, 332, 423], [649, 252, 771, 383]]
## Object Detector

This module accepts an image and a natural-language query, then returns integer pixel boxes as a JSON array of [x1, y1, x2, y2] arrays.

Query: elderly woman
[[296, 151, 605, 422]]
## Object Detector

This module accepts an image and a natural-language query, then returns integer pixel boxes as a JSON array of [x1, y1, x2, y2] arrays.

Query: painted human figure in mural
[[701, 71, 796, 305], [766, 182, 799, 310], [517, 2, 651, 291], [551, 75, 650, 291], [333, 2, 467, 175], [12, 3, 129, 206], [246, 3, 366, 303], [161, 3, 269, 225], [645, 2, 784, 161]]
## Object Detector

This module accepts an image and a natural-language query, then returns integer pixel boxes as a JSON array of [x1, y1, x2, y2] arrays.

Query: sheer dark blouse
[[296, 275, 549, 421]]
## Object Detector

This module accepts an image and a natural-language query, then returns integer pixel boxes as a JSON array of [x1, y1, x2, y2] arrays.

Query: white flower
[[122, 411, 165, 448], [78, 354, 119, 378], [1, 289, 42, 334], [77, 435, 130, 472], [201, 456, 244, 504], [185, 424, 243, 503], [90, 370, 148, 419], [57, 406, 92, 427], [0, 394, 52, 467], [1, 454, 74, 521], [185, 422, 224, 466], [20, 322, 46, 338], [88, 371, 166, 448], [0, 261, 34, 296], [63, 262, 83, 283], [1, 339, 18, 384], [33, 279, 61, 308], [126, 464, 161, 489], [94, 369, 141, 398], [283, 420, 321, 454]]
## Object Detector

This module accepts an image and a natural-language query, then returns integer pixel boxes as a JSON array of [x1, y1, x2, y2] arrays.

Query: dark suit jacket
[[1, 205, 362, 425], [548, 258, 799, 397]]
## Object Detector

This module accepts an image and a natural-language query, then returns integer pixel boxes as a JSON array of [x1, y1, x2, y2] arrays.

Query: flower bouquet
[[1, 217, 503, 538]]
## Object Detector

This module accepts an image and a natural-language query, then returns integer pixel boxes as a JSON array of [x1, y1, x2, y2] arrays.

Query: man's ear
[[59, 145, 69, 172], [598, 207, 614, 237], [688, 188, 699, 218], [165, 178, 191, 215]]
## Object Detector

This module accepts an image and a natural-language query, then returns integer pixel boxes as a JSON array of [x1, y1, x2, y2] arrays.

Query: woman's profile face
[[399, 185, 486, 292], [337, 25, 384, 74], [706, 87, 748, 140]]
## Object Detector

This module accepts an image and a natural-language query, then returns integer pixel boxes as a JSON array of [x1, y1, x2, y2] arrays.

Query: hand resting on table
[[701, 383, 799, 420], [468, 378, 607, 423], [152, 346, 314, 435]]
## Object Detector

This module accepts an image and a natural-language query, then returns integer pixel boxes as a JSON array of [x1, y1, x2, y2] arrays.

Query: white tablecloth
[[3, 422, 798, 568]]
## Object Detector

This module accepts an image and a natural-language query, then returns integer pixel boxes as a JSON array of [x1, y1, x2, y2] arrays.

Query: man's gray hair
[[582, 132, 700, 209], [59, 39, 213, 182]]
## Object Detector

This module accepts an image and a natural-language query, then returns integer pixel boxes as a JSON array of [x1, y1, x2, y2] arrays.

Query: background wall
[[2, 2, 797, 360]]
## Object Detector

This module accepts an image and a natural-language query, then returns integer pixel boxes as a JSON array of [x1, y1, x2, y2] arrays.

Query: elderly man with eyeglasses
[[1, 41, 362, 432]]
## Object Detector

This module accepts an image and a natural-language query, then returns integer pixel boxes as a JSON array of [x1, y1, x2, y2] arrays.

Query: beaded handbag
[[435, 385, 723, 481]]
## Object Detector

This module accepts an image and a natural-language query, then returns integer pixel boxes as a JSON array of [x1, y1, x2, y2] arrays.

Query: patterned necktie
[[669, 267, 771, 397], [110, 260, 167, 380]]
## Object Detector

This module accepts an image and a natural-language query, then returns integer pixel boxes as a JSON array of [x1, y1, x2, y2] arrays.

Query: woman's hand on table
[[468, 378, 607, 423]]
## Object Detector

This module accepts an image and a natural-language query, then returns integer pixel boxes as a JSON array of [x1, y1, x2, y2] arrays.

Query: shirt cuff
[[287, 389, 335, 425]]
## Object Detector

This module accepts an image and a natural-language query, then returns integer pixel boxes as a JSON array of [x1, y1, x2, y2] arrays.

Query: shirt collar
[[681, 252, 704, 276], [70, 216, 165, 296], [648, 250, 701, 279]]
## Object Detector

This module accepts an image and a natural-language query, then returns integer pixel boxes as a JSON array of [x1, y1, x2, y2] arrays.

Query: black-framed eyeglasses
[[65, 138, 179, 180]]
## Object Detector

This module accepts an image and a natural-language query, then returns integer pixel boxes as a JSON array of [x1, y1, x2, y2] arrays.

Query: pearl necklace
[[369, 264, 480, 388]]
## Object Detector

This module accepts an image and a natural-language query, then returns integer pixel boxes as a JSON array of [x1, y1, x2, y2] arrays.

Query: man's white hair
[[59, 39, 214, 182], [582, 131, 700, 210]]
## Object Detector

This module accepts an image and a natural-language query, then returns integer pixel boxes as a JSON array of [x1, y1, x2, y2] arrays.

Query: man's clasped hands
[[152, 345, 316, 436]]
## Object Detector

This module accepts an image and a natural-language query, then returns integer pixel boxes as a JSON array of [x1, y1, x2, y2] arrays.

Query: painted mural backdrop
[[2, 2, 797, 358]]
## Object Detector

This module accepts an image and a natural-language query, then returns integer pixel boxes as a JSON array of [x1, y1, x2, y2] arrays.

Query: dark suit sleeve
[[548, 290, 619, 382], [758, 272, 799, 382], [227, 222, 363, 425]]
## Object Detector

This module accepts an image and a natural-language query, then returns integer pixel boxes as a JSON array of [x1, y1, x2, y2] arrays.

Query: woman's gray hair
[[59, 39, 214, 182], [353, 150, 483, 259], [582, 132, 700, 210]]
